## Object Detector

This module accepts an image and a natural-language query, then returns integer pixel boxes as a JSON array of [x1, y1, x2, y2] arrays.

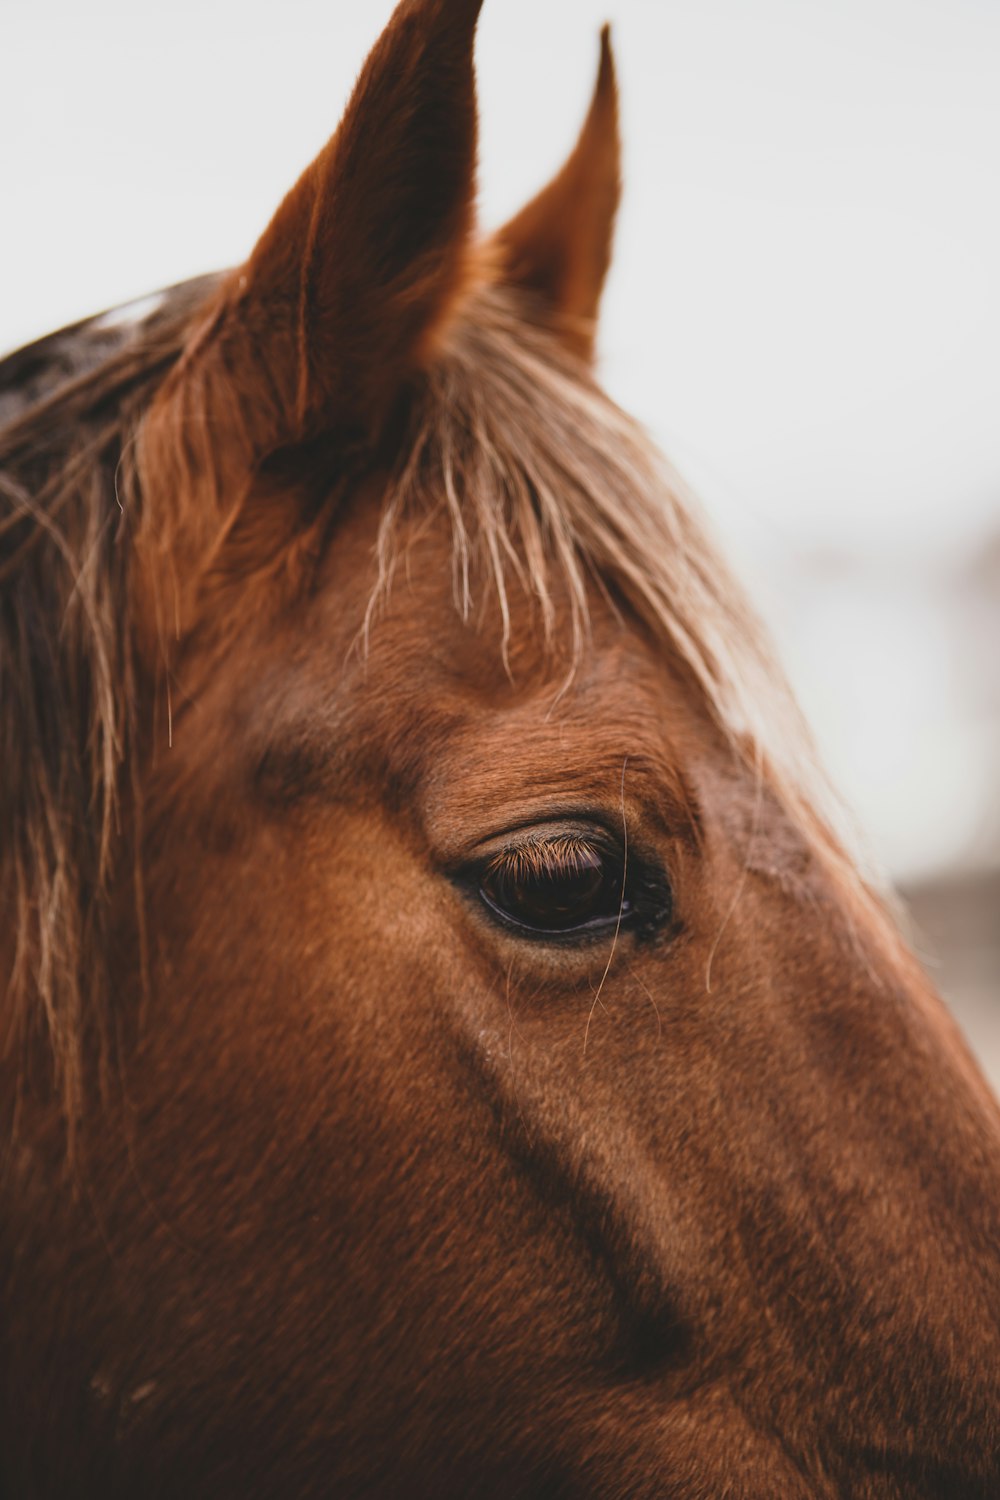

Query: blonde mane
[[378, 283, 874, 898]]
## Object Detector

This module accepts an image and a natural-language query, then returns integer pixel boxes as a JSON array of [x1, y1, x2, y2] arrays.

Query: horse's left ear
[[200, 0, 484, 456], [492, 27, 620, 362], [134, 0, 484, 662]]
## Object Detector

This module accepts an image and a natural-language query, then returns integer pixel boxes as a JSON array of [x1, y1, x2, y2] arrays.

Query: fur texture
[[1, 0, 999, 1494]]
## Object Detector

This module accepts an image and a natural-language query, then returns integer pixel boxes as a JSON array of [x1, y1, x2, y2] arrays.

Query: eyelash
[[485, 833, 607, 887]]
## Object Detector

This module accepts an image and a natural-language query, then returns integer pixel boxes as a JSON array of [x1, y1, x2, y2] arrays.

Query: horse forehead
[[259, 525, 677, 816], [340, 509, 656, 682]]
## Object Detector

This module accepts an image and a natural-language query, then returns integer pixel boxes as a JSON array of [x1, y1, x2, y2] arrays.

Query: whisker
[[626, 960, 663, 1042], [705, 742, 764, 994], [505, 961, 532, 1144], [584, 755, 629, 1055]]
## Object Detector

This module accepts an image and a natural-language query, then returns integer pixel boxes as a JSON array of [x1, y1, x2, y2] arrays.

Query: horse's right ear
[[178, 0, 483, 463], [492, 27, 620, 363]]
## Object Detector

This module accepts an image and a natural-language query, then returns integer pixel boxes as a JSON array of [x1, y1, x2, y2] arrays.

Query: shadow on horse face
[[2, 0, 1000, 1495]]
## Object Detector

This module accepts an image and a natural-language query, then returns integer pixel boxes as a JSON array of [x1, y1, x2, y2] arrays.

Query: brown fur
[[2, 0, 1000, 1495]]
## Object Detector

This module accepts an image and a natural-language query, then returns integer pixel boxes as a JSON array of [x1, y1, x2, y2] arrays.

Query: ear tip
[[425, 0, 487, 33], [457, 0, 487, 32], [595, 23, 618, 106], [392, 0, 485, 47]]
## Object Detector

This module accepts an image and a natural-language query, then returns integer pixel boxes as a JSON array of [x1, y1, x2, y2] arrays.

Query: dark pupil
[[481, 843, 621, 932]]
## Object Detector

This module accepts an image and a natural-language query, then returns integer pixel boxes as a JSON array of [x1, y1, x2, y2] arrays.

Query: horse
[[1, 0, 998, 1494]]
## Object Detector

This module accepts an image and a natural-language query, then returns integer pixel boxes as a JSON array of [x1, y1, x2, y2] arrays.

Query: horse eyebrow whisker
[[704, 744, 764, 995], [626, 960, 663, 1044], [505, 960, 533, 1146], [583, 755, 629, 1056]]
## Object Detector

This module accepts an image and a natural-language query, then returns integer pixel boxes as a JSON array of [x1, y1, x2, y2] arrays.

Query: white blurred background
[[3, 0, 999, 1078]]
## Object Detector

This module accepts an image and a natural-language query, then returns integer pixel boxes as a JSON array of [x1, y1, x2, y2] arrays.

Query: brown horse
[[2, 1, 999, 1494]]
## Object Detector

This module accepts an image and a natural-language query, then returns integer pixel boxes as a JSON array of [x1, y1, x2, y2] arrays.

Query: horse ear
[[210, 0, 484, 452], [493, 27, 620, 362]]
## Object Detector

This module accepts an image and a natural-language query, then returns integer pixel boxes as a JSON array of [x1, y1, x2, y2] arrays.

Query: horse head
[[2, 1, 999, 1494]]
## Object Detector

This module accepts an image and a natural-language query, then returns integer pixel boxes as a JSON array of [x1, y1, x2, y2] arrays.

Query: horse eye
[[478, 836, 627, 936]]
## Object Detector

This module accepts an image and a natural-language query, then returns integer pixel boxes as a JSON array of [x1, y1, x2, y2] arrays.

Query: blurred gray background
[[3, 0, 998, 1085]]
